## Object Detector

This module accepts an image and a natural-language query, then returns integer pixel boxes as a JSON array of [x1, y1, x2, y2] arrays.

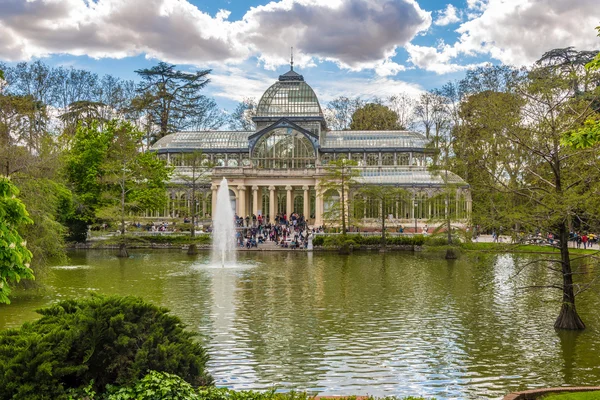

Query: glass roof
[[324, 131, 429, 149], [256, 81, 323, 118], [356, 167, 468, 186], [152, 131, 250, 150]]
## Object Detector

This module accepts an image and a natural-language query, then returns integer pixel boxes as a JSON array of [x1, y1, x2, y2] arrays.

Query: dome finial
[[290, 47, 294, 71]]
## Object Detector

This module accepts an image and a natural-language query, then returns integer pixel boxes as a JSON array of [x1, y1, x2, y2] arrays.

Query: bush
[[106, 370, 199, 400], [0, 295, 212, 399], [102, 234, 211, 245], [312, 236, 324, 246], [312, 234, 426, 247]]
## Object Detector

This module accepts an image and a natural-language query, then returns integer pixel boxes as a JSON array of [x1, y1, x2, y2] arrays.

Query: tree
[[98, 120, 172, 257], [473, 65, 599, 329], [355, 185, 407, 248], [350, 103, 402, 130], [563, 27, 600, 149], [135, 62, 211, 142], [326, 96, 364, 130], [177, 151, 213, 255], [319, 158, 359, 235], [65, 121, 112, 219], [387, 93, 416, 130], [0, 177, 34, 304], [228, 98, 257, 131], [186, 95, 226, 131]]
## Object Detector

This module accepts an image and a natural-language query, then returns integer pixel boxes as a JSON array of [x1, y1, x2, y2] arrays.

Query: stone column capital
[[237, 185, 246, 191], [285, 185, 293, 191], [211, 184, 218, 191], [268, 185, 276, 191], [302, 185, 309, 191], [252, 185, 259, 191]]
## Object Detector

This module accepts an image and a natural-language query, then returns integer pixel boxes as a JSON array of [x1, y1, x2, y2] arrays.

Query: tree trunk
[[117, 242, 128, 258], [341, 171, 346, 236], [554, 222, 585, 330], [117, 184, 128, 258], [187, 244, 198, 255], [381, 197, 386, 250]]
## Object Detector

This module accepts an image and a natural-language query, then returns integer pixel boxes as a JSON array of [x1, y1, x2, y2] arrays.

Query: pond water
[[1, 250, 599, 399]]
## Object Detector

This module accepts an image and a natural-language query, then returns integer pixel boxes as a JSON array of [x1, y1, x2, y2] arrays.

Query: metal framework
[[256, 81, 323, 118], [252, 127, 316, 169]]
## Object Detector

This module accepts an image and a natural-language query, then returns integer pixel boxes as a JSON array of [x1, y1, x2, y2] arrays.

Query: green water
[[1, 250, 599, 399]]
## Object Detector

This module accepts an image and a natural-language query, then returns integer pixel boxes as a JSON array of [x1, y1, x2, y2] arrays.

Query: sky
[[1, 0, 600, 112]]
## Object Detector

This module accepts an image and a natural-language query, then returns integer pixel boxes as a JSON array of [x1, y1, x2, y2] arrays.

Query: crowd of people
[[233, 212, 318, 250]]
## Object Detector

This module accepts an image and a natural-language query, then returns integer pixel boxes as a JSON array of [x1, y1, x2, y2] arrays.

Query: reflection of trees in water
[[231, 252, 470, 393], [45, 250, 600, 396]]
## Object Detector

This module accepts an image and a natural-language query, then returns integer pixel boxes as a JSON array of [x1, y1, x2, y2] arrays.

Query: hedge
[[313, 234, 425, 247]]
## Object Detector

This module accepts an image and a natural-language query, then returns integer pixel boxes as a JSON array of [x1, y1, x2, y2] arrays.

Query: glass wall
[[252, 128, 316, 169]]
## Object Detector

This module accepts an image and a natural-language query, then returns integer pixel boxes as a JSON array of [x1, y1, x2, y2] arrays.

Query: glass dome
[[255, 79, 323, 118]]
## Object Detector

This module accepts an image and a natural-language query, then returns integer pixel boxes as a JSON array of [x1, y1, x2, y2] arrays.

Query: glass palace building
[[151, 67, 471, 229]]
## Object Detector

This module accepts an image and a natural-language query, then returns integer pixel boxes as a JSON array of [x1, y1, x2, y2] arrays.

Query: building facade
[[151, 67, 471, 229]]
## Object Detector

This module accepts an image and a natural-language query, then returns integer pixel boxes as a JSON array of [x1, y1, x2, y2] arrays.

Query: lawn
[[541, 390, 600, 399]]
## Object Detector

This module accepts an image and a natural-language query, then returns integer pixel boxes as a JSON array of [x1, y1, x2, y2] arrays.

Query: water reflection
[[0, 250, 599, 399]]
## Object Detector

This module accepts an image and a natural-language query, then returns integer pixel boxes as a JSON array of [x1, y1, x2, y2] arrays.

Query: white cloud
[[0, 0, 430, 76], [434, 4, 460, 26], [209, 67, 275, 102], [405, 42, 485, 74], [314, 76, 424, 102], [207, 65, 424, 105], [407, 0, 600, 74], [449, 0, 599, 68]]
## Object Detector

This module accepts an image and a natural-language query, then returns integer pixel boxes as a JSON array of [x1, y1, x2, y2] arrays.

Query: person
[[582, 233, 588, 249]]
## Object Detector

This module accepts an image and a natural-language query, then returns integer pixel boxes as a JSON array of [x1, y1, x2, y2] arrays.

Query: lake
[[1, 249, 599, 399]]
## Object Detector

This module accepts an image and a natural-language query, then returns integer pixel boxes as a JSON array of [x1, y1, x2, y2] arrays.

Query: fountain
[[212, 178, 237, 266]]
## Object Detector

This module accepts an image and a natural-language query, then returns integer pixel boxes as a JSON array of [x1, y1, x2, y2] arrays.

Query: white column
[[211, 184, 217, 219], [303, 185, 310, 220], [252, 185, 259, 217], [237, 185, 246, 220], [315, 183, 323, 227], [269, 185, 276, 223], [285, 185, 293, 217]]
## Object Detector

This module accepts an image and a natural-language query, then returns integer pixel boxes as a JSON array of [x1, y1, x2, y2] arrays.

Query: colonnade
[[211, 183, 325, 226]]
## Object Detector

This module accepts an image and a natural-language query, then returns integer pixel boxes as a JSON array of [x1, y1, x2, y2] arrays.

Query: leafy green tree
[[0, 295, 212, 399], [354, 185, 407, 248], [64, 121, 112, 237], [135, 62, 211, 142], [563, 27, 600, 149], [476, 65, 598, 329], [319, 158, 359, 235], [98, 121, 172, 257], [349, 103, 402, 130], [176, 151, 212, 255], [0, 177, 34, 304]]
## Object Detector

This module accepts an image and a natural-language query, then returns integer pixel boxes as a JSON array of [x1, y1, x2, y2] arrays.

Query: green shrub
[[107, 370, 199, 400], [102, 234, 211, 245], [0, 295, 212, 399], [312, 234, 426, 247], [312, 236, 324, 246]]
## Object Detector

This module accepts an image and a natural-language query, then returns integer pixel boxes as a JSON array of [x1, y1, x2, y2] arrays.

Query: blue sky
[[1, 0, 599, 112]]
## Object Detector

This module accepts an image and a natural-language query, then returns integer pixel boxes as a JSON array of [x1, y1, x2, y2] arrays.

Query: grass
[[460, 242, 598, 255], [540, 390, 600, 399]]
